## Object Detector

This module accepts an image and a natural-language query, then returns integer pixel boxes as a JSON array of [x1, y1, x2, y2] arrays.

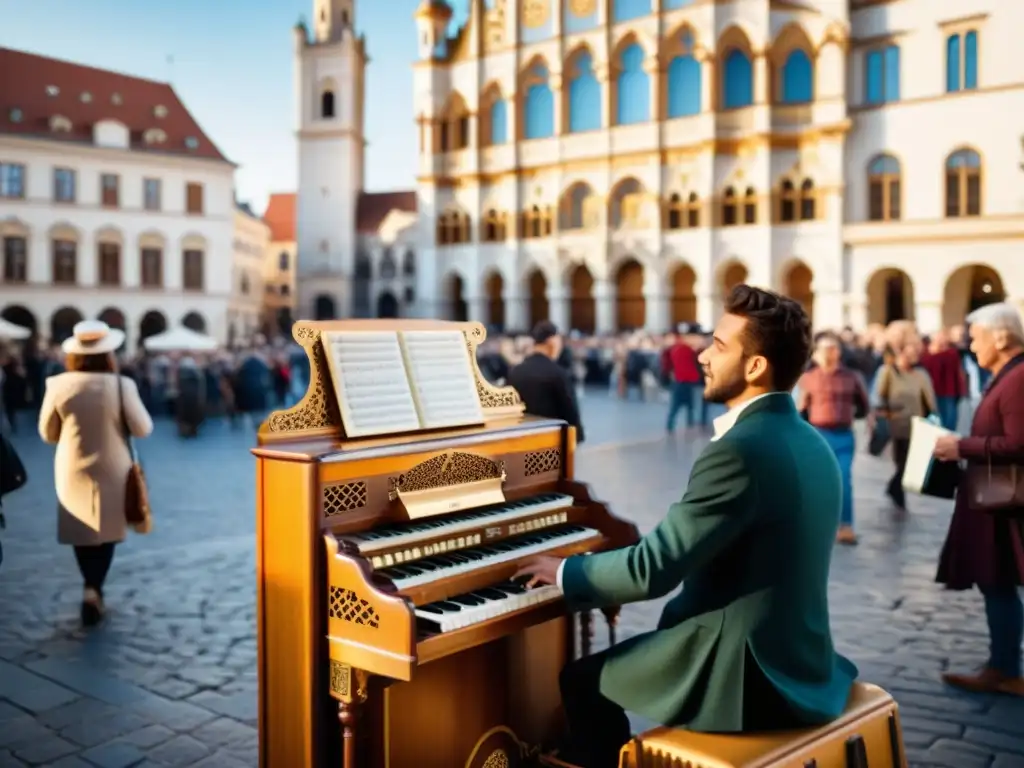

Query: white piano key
[[414, 585, 562, 633]]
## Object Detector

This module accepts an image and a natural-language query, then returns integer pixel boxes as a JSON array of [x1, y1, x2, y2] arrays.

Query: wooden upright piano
[[254, 319, 640, 768]]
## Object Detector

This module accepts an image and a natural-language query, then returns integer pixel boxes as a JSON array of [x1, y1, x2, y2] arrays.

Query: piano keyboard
[[341, 493, 575, 563], [378, 525, 598, 591], [415, 581, 561, 634]]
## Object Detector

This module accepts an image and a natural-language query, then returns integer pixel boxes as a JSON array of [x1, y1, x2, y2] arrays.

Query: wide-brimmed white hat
[[61, 320, 125, 356]]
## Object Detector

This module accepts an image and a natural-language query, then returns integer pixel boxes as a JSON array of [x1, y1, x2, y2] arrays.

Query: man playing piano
[[516, 285, 858, 768]]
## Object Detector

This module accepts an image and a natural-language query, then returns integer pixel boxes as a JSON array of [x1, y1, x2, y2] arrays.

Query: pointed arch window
[[722, 49, 753, 109], [489, 99, 508, 144], [867, 154, 901, 221], [666, 192, 700, 229], [403, 249, 415, 275], [321, 90, 336, 118], [667, 33, 701, 118], [482, 209, 508, 242], [743, 188, 758, 224], [436, 210, 472, 244], [523, 64, 555, 140], [521, 205, 553, 239], [945, 149, 982, 218], [568, 51, 601, 133], [779, 179, 797, 222], [721, 187, 738, 226], [561, 184, 594, 230], [616, 44, 650, 125], [800, 179, 816, 220], [780, 49, 813, 104], [380, 248, 397, 280]]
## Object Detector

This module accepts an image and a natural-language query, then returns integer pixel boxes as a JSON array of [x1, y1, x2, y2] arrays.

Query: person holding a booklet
[[933, 303, 1024, 697]]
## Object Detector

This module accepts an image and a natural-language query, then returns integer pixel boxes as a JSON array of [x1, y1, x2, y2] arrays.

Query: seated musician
[[516, 285, 858, 768]]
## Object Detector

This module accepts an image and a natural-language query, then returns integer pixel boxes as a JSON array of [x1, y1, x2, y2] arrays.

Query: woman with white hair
[[934, 302, 1024, 696], [38, 321, 154, 626]]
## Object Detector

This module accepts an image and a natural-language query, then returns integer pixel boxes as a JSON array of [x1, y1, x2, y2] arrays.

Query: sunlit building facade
[[412, 0, 1024, 333]]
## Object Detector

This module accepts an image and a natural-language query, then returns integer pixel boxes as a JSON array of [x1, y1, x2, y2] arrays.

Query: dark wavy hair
[[724, 284, 812, 392]]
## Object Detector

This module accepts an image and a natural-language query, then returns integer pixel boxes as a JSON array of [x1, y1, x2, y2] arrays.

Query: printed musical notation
[[399, 330, 485, 430], [321, 331, 422, 437]]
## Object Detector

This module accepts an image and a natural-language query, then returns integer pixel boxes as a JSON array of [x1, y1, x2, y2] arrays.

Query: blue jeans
[[937, 396, 960, 432], [818, 427, 855, 528], [666, 382, 697, 430], [981, 585, 1024, 678]]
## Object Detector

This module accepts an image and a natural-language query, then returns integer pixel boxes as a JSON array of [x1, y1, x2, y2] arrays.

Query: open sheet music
[[321, 328, 484, 438], [903, 416, 958, 496]]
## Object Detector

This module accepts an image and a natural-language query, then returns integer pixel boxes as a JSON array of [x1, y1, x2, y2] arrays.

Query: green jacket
[[561, 393, 857, 731]]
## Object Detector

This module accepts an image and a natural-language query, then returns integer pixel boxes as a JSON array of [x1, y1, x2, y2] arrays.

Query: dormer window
[[81, 92, 92, 103], [144, 128, 167, 144], [154, 104, 168, 118], [49, 115, 73, 133], [9, 108, 22, 123], [111, 92, 122, 105], [184, 136, 199, 150], [46, 85, 60, 97]]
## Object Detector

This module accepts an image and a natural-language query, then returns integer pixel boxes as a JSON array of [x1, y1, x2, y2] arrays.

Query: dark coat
[[936, 354, 1024, 590], [561, 394, 857, 731], [507, 353, 585, 443]]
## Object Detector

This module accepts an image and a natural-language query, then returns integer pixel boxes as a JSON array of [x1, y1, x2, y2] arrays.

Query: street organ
[[253, 319, 640, 768]]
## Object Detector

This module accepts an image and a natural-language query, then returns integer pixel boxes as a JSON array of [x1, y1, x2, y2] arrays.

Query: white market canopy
[[0, 317, 32, 341], [143, 325, 218, 352]]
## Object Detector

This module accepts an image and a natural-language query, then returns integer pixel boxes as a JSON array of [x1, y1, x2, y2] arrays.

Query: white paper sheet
[[902, 416, 956, 494], [321, 330, 422, 437], [399, 330, 484, 430]]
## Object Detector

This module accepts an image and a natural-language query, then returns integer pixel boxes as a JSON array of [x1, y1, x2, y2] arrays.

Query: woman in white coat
[[38, 321, 153, 625]]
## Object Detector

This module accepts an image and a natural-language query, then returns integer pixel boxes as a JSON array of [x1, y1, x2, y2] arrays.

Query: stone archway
[[669, 262, 697, 328], [182, 312, 207, 332], [527, 268, 548, 330], [50, 306, 84, 344], [1, 305, 37, 336], [782, 261, 814, 326], [314, 295, 337, 320], [445, 273, 468, 322], [866, 268, 915, 325], [720, 261, 748, 296], [942, 264, 1005, 328], [98, 307, 126, 331], [615, 258, 645, 331], [569, 264, 595, 334], [376, 291, 400, 318], [139, 310, 168, 344], [484, 271, 505, 330]]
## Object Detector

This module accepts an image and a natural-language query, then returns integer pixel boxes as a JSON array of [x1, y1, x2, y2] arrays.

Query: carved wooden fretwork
[[388, 452, 506, 501]]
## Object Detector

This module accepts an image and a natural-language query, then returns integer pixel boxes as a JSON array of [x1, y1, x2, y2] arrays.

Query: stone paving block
[[142, 677, 200, 700], [0, 749, 25, 767], [12, 734, 78, 765], [117, 724, 177, 750], [25, 658, 151, 706], [897, 716, 964, 738], [925, 738, 996, 768], [0, 701, 25, 723], [185, 690, 257, 722], [188, 717, 258, 749], [143, 734, 211, 766], [992, 755, 1024, 768], [79, 739, 148, 768], [60, 711, 149, 748], [0, 716, 55, 749], [128, 697, 218, 733], [964, 727, 1024, 756], [0, 660, 80, 713], [190, 752, 251, 768], [36, 698, 120, 730], [47, 756, 96, 768]]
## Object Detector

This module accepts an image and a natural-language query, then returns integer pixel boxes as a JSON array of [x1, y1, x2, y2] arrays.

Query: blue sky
[[3, 0, 470, 214]]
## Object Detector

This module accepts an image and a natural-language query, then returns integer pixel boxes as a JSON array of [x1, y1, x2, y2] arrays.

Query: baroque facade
[[230, 202, 270, 344], [0, 47, 236, 347], [411, 0, 1023, 333]]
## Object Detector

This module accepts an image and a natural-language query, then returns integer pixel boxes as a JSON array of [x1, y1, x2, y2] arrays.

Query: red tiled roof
[[263, 193, 296, 241], [356, 190, 417, 233], [0, 47, 229, 162]]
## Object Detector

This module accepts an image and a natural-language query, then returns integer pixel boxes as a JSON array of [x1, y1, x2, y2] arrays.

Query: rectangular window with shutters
[[141, 248, 163, 287], [144, 178, 161, 211], [183, 249, 204, 290], [54, 168, 76, 202], [98, 243, 121, 286], [864, 45, 900, 105], [3, 236, 27, 282], [0, 163, 25, 198], [100, 173, 119, 207], [186, 182, 204, 214], [52, 240, 77, 284]]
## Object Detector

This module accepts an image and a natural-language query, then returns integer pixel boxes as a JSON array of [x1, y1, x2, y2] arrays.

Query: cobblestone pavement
[[1, 393, 1022, 768]]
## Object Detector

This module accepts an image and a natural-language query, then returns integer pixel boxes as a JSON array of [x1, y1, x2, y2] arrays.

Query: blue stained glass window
[[780, 49, 813, 104], [612, 0, 651, 23], [722, 49, 753, 109], [568, 52, 601, 133], [964, 31, 978, 89], [667, 55, 701, 117], [490, 99, 507, 144], [946, 34, 961, 92], [616, 44, 650, 125]]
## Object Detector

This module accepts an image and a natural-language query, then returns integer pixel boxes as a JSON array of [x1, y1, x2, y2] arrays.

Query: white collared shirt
[[711, 392, 783, 441]]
